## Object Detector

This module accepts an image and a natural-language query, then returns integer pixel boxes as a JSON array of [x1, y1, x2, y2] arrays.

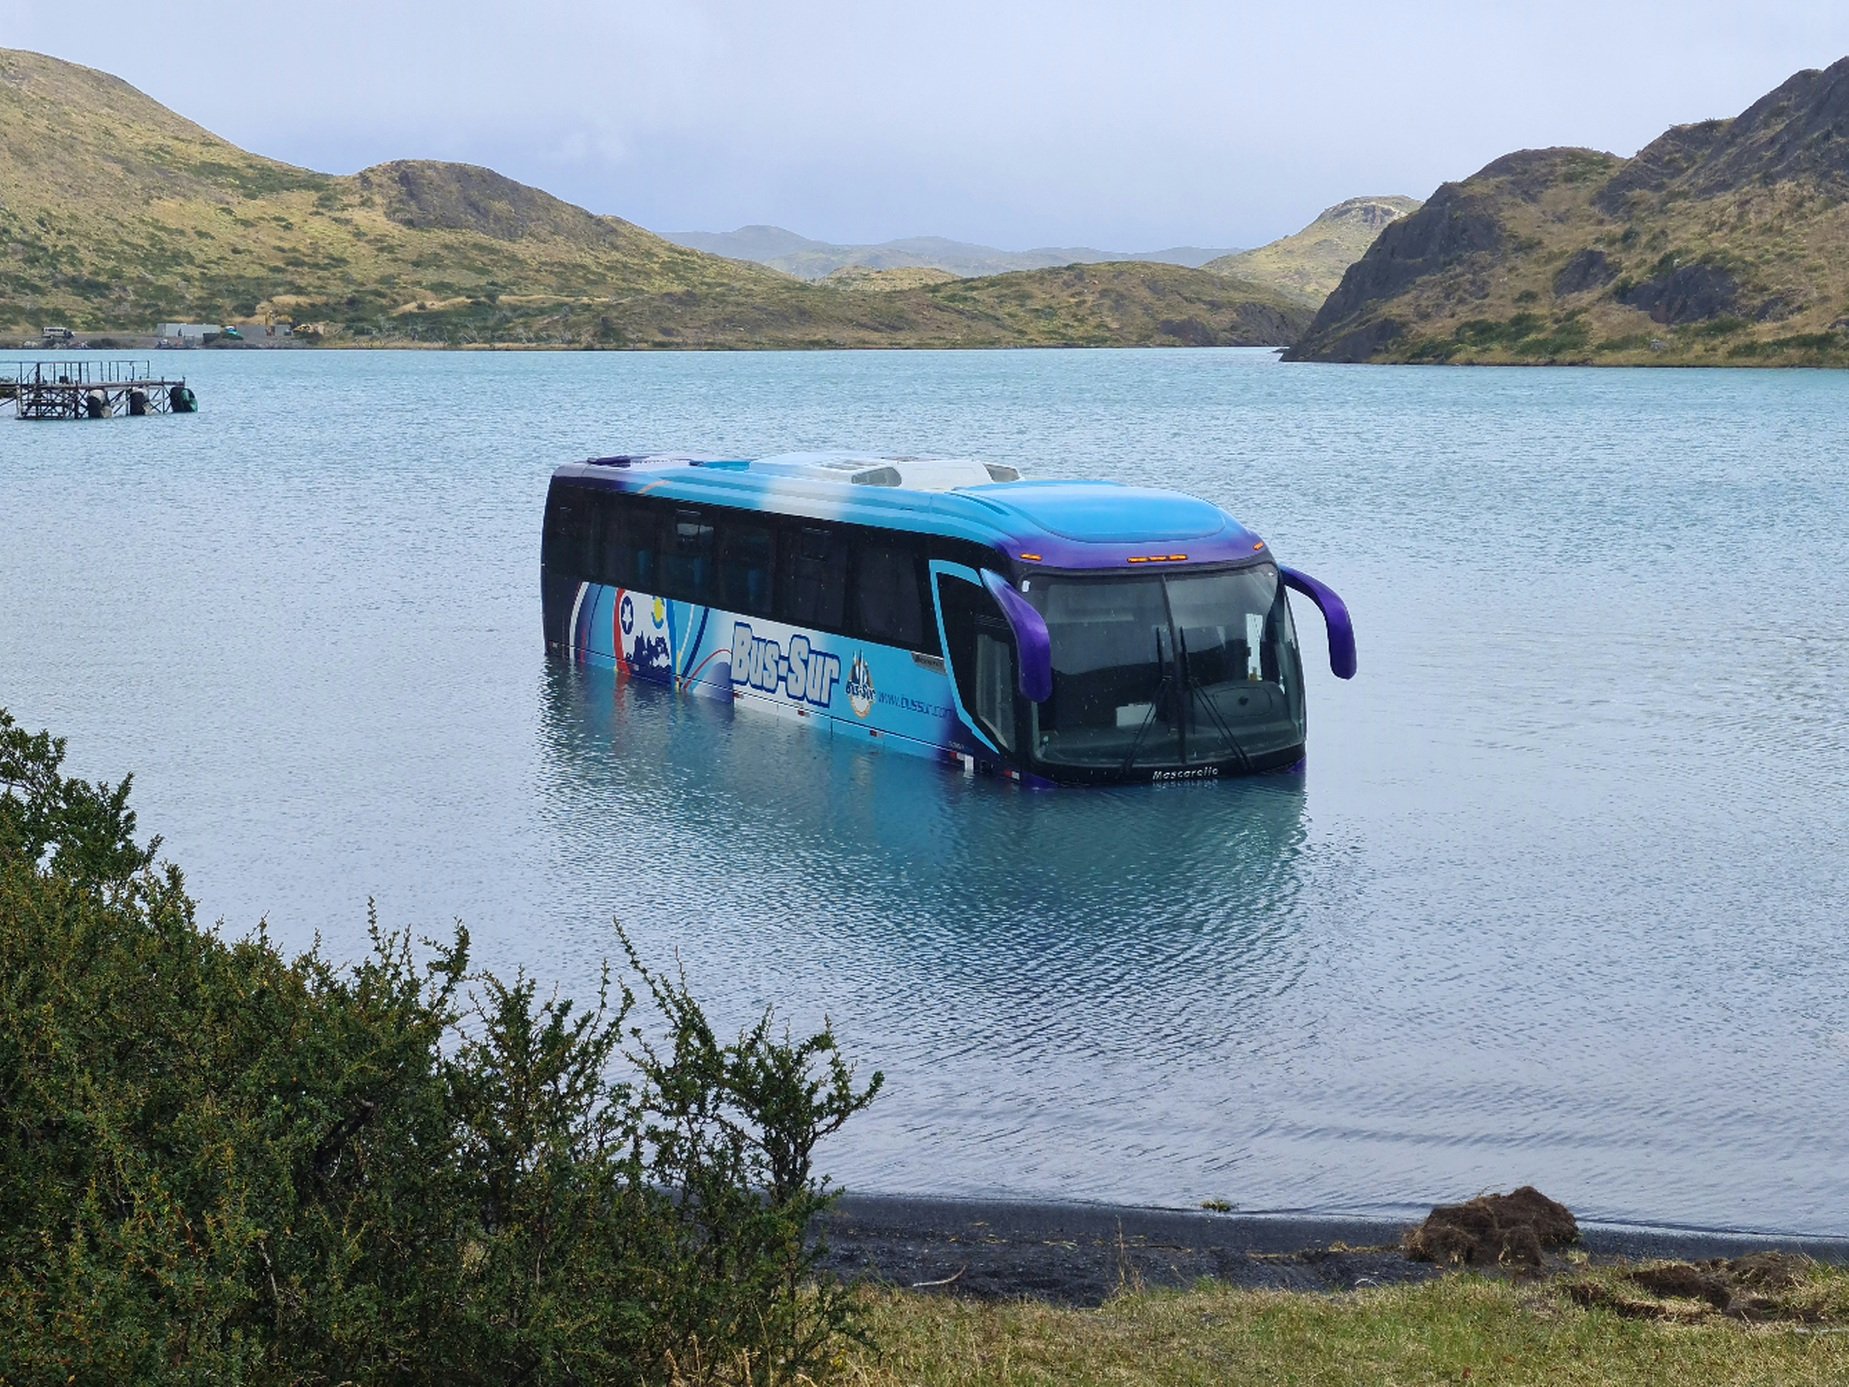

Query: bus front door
[[931, 564, 1024, 762]]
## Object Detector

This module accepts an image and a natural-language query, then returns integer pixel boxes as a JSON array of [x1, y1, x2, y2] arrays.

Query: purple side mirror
[[1280, 566, 1357, 680], [981, 569, 1053, 703]]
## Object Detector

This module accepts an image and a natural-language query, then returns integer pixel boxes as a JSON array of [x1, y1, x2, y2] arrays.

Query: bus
[[540, 452, 1355, 786]]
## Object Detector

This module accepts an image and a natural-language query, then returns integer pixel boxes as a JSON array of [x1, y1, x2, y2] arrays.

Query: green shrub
[[0, 708, 880, 1386]]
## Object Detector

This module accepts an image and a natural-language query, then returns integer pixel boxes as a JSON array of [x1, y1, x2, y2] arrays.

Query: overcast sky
[[7, 1, 1849, 250]]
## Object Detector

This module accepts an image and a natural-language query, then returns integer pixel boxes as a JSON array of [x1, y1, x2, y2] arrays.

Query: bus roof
[[549, 452, 1268, 570]]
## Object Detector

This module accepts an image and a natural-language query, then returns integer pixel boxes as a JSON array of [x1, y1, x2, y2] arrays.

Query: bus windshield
[[1020, 563, 1305, 773]]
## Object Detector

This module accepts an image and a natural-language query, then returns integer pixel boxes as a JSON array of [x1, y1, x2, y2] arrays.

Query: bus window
[[603, 495, 656, 591], [542, 482, 597, 580], [660, 508, 716, 604], [776, 524, 847, 631], [583, 490, 617, 586], [716, 517, 774, 615], [974, 630, 1017, 753], [852, 541, 928, 650], [937, 575, 1020, 753]]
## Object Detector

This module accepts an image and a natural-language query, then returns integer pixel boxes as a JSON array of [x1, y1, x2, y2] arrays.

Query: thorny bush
[[0, 708, 882, 1386]]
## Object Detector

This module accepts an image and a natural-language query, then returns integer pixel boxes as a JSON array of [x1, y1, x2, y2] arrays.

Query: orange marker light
[[1019, 552, 1042, 562], [1254, 541, 1266, 550]]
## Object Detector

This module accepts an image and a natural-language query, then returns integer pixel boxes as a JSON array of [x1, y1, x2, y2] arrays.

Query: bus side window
[[716, 516, 774, 616], [660, 507, 715, 605], [582, 488, 617, 586], [852, 539, 929, 651], [776, 524, 847, 631], [542, 483, 594, 580], [604, 495, 657, 591]]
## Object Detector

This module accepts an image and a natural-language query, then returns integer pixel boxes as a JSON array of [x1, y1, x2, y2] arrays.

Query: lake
[[3, 346, 1845, 1233]]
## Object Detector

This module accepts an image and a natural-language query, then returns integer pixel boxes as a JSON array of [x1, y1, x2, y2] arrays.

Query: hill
[[822, 265, 961, 291], [0, 49, 791, 336], [0, 49, 1307, 349], [1286, 59, 1849, 365], [662, 225, 1240, 278], [413, 260, 1312, 349], [1205, 197, 1420, 305]]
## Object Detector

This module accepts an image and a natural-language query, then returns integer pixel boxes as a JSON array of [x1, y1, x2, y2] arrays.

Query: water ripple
[[1, 349, 1846, 1230]]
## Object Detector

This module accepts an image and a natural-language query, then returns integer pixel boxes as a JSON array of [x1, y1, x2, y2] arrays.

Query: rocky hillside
[[1287, 59, 1849, 364], [1205, 197, 1420, 305], [0, 49, 1304, 349]]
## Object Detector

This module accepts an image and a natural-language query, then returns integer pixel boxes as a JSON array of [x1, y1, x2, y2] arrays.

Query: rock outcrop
[[1286, 57, 1849, 365]]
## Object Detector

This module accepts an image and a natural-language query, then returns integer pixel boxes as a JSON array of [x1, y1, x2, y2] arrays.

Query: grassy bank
[[845, 1267, 1849, 1386]]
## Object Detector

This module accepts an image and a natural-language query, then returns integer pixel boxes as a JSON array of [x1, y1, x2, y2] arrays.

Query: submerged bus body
[[540, 453, 1355, 787]]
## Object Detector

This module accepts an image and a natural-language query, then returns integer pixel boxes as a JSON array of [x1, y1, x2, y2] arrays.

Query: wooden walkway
[[1, 360, 195, 420]]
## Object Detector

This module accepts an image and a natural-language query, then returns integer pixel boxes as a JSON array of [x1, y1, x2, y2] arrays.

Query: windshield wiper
[[1118, 628, 1173, 777], [1178, 629, 1252, 774]]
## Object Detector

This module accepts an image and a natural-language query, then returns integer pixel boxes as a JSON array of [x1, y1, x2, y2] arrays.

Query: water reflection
[[534, 661, 1318, 1195]]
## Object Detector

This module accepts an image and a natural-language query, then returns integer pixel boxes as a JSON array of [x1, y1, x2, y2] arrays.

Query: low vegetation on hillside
[[1287, 59, 1849, 365], [0, 50, 1306, 349], [0, 707, 880, 1385], [823, 265, 962, 291], [1205, 196, 1420, 306], [379, 260, 1313, 349]]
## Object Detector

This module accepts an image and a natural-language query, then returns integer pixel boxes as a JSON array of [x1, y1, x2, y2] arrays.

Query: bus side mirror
[[1280, 567, 1357, 680], [981, 570, 1053, 703]]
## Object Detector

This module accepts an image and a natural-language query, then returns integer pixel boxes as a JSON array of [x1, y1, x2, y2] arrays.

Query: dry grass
[[836, 1264, 1849, 1387]]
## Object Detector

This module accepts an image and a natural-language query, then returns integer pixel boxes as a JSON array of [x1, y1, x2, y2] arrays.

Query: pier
[[1, 360, 196, 420]]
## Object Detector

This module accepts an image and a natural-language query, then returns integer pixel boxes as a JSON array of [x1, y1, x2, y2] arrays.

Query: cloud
[[7, 0, 1849, 247]]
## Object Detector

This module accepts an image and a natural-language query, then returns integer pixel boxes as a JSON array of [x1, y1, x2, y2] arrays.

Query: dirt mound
[[1627, 1262, 1733, 1308], [1566, 1252, 1823, 1323], [1728, 1250, 1812, 1290], [1404, 1187, 1578, 1269]]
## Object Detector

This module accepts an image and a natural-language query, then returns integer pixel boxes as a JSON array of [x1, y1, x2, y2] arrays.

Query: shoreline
[[820, 1192, 1849, 1305], [9, 339, 1843, 365]]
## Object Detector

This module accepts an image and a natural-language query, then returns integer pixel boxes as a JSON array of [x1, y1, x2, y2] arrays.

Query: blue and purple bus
[[541, 452, 1354, 786]]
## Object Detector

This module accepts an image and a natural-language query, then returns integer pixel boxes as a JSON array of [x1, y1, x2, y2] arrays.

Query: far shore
[[10, 336, 1845, 364]]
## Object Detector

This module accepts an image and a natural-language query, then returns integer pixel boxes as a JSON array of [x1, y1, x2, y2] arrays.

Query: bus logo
[[729, 622, 841, 710], [846, 653, 875, 718]]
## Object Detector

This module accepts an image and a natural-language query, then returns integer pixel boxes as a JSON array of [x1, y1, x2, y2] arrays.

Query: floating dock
[[0, 360, 196, 420]]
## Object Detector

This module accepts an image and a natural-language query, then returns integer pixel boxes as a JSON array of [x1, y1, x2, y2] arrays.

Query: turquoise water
[[3, 348, 1846, 1232]]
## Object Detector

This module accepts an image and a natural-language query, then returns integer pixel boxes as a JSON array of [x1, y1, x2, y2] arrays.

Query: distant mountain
[[662, 225, 1241, 278], [1205, 197, 1420, 305], [1287, 59, 1849, 365], [0, 48, 1311, 349]]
